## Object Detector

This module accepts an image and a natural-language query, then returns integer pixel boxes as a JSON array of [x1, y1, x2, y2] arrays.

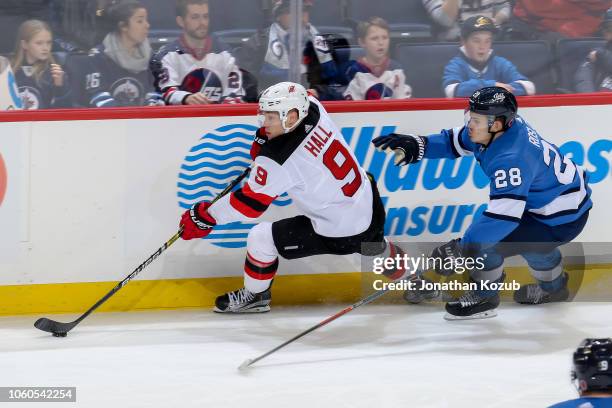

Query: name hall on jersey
[[304, 125, 333, 158]]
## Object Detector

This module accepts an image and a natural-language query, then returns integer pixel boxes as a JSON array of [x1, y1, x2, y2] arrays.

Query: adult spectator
[[575, 8, 612, 93], [443, 15, 535, 98], [150, 0, 245, 105], [510, 0, 610, 41], [343, 17, 412, 100], [11, 19, 71, 109], [83, 0, 161, 107], [239, 0, 335, 91], [423, 0, 512, 41]]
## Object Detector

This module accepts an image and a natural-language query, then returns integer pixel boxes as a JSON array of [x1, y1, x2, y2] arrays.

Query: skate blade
[[443, 309, 497, 321], [213, 305, 271, 314]]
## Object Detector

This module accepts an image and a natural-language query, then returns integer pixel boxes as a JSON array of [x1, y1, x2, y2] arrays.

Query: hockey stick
[[34, 165, 252, 337], [238, 282, 401, 370]]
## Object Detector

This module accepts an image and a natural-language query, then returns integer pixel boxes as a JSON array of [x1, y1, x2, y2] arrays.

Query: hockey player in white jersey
[[179, 82, 403, 313], [149, 0, 245, 105]]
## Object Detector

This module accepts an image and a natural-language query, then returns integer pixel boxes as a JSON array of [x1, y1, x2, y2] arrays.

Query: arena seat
[[396, 41, 555, 98], [309, 1, 353, 42], [395, 42, 456, 98], [348, 0, 432, 41], [557, 38, 606, 92], [494, 41, 555, 95], [142, 0, 266, 50]]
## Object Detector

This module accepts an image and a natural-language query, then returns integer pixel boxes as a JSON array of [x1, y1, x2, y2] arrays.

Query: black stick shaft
[[35, 166, 252, 334], [246, 287, 390, 368], [70, 230, 183, 327]]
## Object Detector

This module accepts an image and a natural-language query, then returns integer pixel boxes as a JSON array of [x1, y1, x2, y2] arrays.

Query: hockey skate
[[403, 277, 445, 304], [214, 287, 271, 313], [444, 291, 500, 321], [513, 273, 569, 305]]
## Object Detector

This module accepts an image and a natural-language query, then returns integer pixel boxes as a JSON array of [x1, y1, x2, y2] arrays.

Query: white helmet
[[258, 82, 310, 133]]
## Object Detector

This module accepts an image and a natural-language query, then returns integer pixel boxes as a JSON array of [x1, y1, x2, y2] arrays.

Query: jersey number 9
[[323, 140, 362, 197]]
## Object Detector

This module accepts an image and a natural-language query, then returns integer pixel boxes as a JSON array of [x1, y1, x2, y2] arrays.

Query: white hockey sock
[[244, 222, 279, 293]]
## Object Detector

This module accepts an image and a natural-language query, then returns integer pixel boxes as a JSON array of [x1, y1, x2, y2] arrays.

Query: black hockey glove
[[372, 133, 427, 166], [430, 238, 462, 276]]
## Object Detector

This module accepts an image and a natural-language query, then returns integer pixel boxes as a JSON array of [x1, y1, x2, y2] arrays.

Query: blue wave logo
[[178, 124, 291, 248]]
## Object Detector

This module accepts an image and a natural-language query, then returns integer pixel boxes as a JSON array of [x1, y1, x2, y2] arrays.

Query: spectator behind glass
[[575, 8, 612, 93], [443, 16, 535, 98], [11, 20, 71, 109], [343, 17, 412, 100], [240, 0, 335, 91], [150, 0, 245, 105], [510, 0, 610, 41], [423, 0, 512, 41], [84, 0, 162, 107]]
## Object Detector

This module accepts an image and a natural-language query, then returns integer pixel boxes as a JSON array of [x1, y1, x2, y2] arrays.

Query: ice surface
[[2, 302, 611, 408]]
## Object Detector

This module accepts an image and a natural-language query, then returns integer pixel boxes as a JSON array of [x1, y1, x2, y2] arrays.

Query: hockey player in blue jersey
[[372, 86, 592, 320], [443, 15, 535, 98], [548, 338, 612, 407]]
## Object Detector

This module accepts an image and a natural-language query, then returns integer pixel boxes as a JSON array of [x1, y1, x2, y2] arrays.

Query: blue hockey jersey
[[84, 44, 160, 107], [424, 116, 592, 246], [443, 47, 535, 98], [14, 64, 71, 109], [548, 396, 612, 407]]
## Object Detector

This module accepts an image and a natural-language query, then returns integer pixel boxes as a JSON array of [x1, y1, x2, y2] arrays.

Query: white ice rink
[[2, 302, 612, 408]]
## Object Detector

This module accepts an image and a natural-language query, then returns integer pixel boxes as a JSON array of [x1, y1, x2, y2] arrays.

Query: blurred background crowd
[[0, 0, 611, 110]]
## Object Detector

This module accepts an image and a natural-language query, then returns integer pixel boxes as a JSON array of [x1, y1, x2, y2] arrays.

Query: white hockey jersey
[[150, 35, 245, 105], [343, 58, 412, 100], [209, 97, 374, 238]]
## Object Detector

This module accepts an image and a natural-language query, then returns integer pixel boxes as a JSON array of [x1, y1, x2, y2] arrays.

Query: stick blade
[[238, 359, 253, 371], [34, 318, 74, 336]]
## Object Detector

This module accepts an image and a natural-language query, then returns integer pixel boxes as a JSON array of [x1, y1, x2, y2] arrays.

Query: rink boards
[[0, 95, 610, 314]]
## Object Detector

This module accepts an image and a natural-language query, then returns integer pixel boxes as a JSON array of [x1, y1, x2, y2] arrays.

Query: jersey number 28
[[322, 140, 362, 197]]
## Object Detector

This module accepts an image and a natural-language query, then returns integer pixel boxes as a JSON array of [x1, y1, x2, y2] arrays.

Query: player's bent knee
[[247, 222, 278, 261]]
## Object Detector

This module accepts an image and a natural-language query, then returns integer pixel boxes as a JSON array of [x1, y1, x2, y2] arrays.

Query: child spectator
[[83, 0, 161, 107], [443, 15, 535, 98], [343, 17, 412, 100], [11, 19, 70, 109]]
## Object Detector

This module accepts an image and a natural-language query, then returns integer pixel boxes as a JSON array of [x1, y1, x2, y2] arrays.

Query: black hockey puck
[[53, 332, 67, 337]]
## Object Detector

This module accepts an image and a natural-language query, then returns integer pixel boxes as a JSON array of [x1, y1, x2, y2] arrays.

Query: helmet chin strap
[[282, 115, 304, 133], [482, 116, 501, 148]]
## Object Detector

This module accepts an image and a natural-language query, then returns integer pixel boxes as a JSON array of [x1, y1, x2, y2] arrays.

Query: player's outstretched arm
[[372, 133, 427, 166], [373, 126, 475, 165]]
